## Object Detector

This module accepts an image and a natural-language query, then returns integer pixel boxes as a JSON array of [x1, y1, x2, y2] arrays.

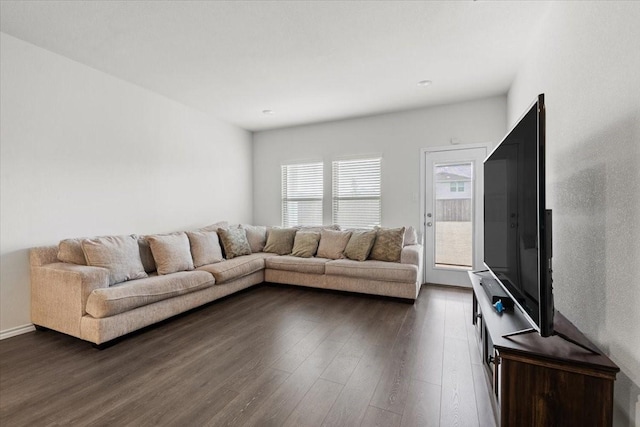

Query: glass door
[[424, 147, 487, 286]]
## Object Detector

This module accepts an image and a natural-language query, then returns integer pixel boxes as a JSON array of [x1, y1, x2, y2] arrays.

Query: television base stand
[[503, 327, 600, 355]]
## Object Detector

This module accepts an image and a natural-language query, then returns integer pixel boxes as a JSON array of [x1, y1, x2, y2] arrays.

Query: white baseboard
[[0, 324, 35, 340]]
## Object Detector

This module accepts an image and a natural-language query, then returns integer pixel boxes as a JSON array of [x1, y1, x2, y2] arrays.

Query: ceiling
[[0, 1, 551, 131]]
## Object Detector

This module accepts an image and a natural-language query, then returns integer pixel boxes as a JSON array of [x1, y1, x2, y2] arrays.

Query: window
[[450, 181, 465, 192], [281, 162, 323, 227], [332, 158, 381, 228]]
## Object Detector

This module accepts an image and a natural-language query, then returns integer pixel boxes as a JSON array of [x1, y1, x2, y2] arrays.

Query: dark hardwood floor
[[0, 284, 497, 426]]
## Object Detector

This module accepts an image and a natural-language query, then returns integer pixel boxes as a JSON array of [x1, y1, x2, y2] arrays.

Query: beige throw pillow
[[263, 228, 297, 255], [81, 235, 148, 285], [217, 227, 252, 259], [291, 232, 321, 258], [147, 233, 195, 275], [369, 227, 405, 262], [58, 238, 87, 265], [317, 229, 352, 260], [186, 231, 224, 267], [344, 230, 377, 261], [242, 225, 268, 253]]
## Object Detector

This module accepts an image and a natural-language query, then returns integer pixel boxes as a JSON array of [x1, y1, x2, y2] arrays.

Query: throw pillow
[[242, 224, 268, 253], [404, 226, 418, 246], [263, 228, 297, 255], [344, 230, 377, 261], [186, 231, 224, 267], [291, 232, 321, 258], [199, 221, 229, 232], [147, 232, 195, 275], [316, 229, 352, 260], [369, 227, 405, 262], [81, 235, 148, 285], [137, 236, 157, 273], [57, 238, 87, 265], [217, 227, 252, 259]]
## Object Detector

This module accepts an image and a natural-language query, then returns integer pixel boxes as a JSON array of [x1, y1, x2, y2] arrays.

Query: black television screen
[[483, 94, 554, 337]]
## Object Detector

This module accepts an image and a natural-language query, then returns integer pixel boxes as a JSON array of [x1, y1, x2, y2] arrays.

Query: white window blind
[[281, 162, 323, 227], [332, 158, 381, 228]]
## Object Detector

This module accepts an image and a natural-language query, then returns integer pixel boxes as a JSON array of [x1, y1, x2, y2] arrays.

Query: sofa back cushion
[[317, 229, 352, 260], [186, 231, 224, 267], [263, 228, 297, 255], [81, 235, 148, 285], [147, 233, 195, 275], [344, 230, 377, 261], [291, 231, 321, 258], [217, 227, 252, 259], [369, 227, 405, 262]]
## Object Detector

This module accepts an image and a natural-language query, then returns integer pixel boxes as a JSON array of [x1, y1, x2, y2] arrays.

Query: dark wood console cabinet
[[468, 271, 619, 426]]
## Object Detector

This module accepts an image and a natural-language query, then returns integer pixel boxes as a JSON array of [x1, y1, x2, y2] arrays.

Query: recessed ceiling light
[[417, 80, 433, 87], [262, 109, 275, 115]]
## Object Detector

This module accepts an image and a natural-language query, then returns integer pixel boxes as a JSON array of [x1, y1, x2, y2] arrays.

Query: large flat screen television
[[483, 93, 554, 337]]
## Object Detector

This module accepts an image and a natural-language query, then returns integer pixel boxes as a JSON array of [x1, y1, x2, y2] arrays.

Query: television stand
[[502, 327, 600, 355], [468, 270, 619, 426]]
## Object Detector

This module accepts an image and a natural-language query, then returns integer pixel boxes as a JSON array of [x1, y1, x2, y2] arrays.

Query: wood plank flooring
[[0, 284, 497, 426]]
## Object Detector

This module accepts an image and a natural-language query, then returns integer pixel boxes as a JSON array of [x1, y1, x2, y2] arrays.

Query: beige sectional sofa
[[30, 224, 423, 346]]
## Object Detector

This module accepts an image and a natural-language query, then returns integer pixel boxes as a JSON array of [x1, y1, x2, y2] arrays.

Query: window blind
[[332, 158, 381, 228], [281, 162, 323, 227]]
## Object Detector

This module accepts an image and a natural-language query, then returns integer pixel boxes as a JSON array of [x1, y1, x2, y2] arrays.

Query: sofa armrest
[[401, 244, 423, 285], [31, 262, 109, 338], [30, 245, 59, 267]]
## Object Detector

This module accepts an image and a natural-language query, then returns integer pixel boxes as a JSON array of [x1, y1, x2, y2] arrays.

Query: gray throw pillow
[[316, 229, 352, 260], [344, 230, 377, 261], [242, 224, 268, 253], [369, 227, 405, 262], [263, 228, 297, 255], [217, 227, 252, 259], [186, 231, 224, 267], [81, 235, 148, 285], [147, 233, 195, 275], [291, 232, 321, 258], [137, 236, 157, 273]]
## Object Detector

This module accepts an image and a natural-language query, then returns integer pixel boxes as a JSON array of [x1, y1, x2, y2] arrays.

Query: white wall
[[253, 96, 507, 230], [0, 33, 253, 335], [507, 2, 640, 425]]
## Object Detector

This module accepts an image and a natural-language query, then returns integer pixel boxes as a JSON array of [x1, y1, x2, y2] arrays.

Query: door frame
[[419, 142, 492, 286]]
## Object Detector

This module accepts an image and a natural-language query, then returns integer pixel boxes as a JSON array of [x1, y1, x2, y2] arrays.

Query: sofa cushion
[[344, 230, 377, 261], [86, 270, 214, 318], [369, 227, 405, 262], [291, 231, 321, 258], [317, 229, 352, 260], [242, 225, 268, 253], [263, 228, 297, 255], [218, 227, 252, 259], [325, 259, 417, 283], [81, 235, 148, 285], [58, 238, 87, 265], [266, 255, 329, 274], [196, 253, 276, 284], [147, 233, 195, 275], [186, 231, 224, 267]]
